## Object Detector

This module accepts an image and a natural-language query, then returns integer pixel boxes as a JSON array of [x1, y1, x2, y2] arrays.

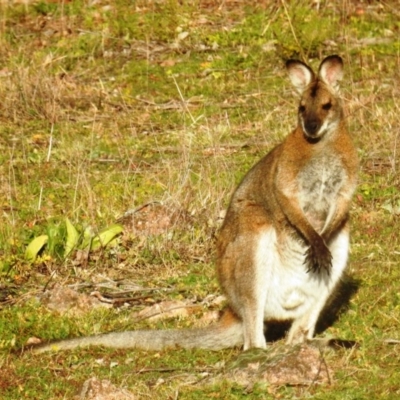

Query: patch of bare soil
[[39, 284, 111, 315], [119, 202, 193, 236], [76, 377, 136, 400], [213, 343, 332, 390]]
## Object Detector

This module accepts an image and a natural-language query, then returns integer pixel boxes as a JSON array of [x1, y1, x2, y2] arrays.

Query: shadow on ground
[[264, 274, 361, 342]]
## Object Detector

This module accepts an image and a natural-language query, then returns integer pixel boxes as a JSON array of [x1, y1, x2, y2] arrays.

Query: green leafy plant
[[25, 219, 123, 263], [25, 235, 49, 263]]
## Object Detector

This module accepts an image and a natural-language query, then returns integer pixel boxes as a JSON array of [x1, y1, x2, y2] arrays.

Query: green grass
[[1, 0, 400, 398]]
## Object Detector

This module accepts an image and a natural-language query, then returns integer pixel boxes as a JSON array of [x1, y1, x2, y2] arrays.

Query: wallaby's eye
[[322, 102, 332, 110], [299, 105, 306, 113]]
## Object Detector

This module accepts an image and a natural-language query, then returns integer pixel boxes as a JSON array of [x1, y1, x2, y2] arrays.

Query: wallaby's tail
[[29, 309, 243, 353]]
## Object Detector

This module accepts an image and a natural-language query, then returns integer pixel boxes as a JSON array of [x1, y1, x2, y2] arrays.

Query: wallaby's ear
[[286, 60, 315, 94], [318, 55, 343, 92]]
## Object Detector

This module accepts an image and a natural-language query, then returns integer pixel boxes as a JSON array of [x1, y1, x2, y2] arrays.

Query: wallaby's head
[[286, 55, 344, 141]]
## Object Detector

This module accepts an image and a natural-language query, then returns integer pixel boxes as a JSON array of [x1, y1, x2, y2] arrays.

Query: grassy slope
[[1, 1, 400, 398]]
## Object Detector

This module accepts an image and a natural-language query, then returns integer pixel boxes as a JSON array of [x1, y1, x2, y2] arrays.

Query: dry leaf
[[160, 59, 176, 67]]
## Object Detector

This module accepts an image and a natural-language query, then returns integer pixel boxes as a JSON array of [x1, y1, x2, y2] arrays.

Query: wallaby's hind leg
[[286, 304, 324, 345], [241, 301, 266, 351], [218, 228, 277, 350], [218, 232, 266, 350], [243, 228, 279, 350]]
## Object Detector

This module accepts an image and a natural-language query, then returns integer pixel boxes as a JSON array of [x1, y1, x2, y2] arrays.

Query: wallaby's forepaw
[[304, 240, 332, 274]]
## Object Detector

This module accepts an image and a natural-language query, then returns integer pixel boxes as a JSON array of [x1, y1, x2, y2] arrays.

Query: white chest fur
[[297, 153, 346, 233]]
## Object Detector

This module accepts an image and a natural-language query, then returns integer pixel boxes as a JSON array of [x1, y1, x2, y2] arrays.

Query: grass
[[1, 0, 400, 398]]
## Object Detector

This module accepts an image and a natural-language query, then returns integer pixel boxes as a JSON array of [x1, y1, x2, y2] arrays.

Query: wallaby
[[30, 55, 358, 354]]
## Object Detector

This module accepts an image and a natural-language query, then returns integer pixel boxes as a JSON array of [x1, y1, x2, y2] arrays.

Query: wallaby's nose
[[304, 119, 320, 136]]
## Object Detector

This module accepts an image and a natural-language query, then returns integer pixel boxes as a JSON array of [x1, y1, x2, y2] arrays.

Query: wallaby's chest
[[296, 153, 345, 232]]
